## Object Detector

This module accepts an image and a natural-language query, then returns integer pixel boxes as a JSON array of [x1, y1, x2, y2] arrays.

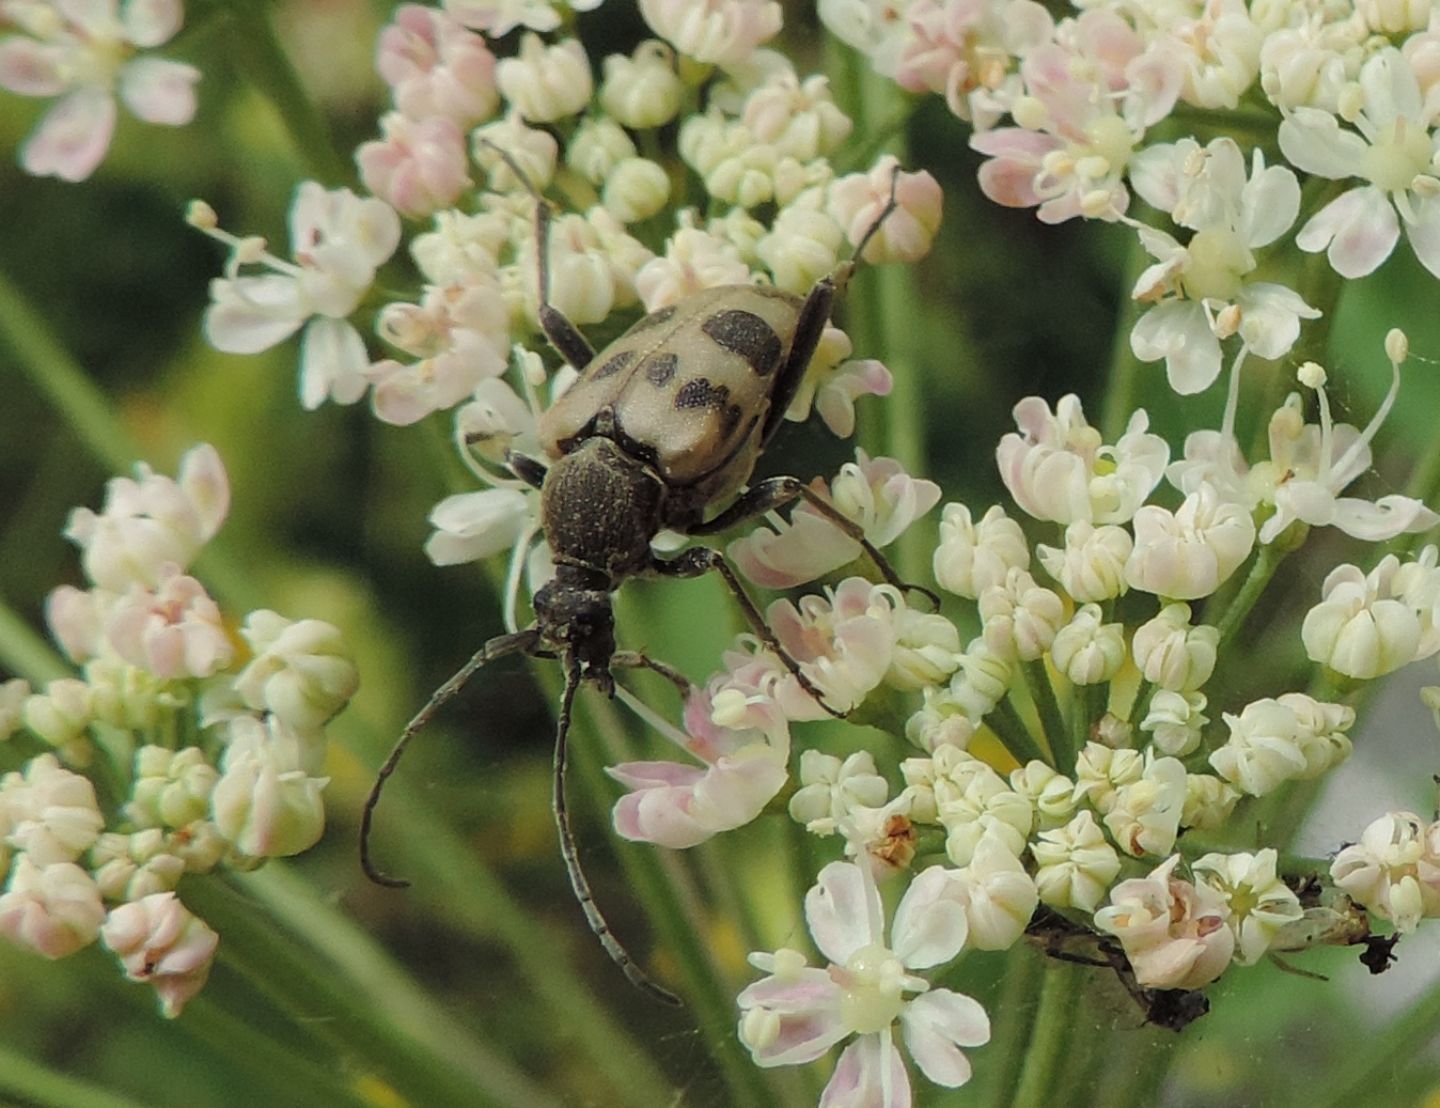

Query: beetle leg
[[611, 651, 693, 697], [553, 653, 681, 1006], [507, 450, 548, 490], [360, 626, 544, 888], [652, 546, 846, 719], [688, 476, 942, 610]]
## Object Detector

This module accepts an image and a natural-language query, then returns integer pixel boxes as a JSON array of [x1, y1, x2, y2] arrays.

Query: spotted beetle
[[361, 149, 932, 1005]]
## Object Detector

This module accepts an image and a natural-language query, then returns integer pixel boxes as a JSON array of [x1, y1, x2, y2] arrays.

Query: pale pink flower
[[829, 157, 943, 264], [0, 857, 104, 959], [996, 395, 1168, 525], [368, 279, 509, 424], [634, 219, 751, 309], [1331, 811, 1439, 933], [1036, 521, 1133, 602], [640, 0, 783, 66], [818, 0, 914, 79], [102, 892, 218, 1017], [765, 578, 900, 715], [44, 585, 107, 663], [781, 326, 893, 437], [743, 71, 852, 161], [895, 0, 1053, 126], [730, 452, 939, 589], [104, 567, 233, 679], [1102, 754, 1187, 858], [377, 5, 499, 125], [201, 184, 401, 409], [609, 688, 789, 849], [63, 444, 229, 591], [971, 10, 1181, 222], [1278, 48, 1440, 278], [738, 862, 990, 1105], [2, 753, 104, 866], [933, 503, 1029, 599], [1094, 854, 1234, 990], [357, 112, 472, 220], [977, 567, 1064, 662], [0, 0, 199, 181]]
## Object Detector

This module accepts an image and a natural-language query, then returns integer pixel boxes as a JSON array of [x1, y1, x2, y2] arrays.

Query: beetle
[[361, 148, 932, 1005]]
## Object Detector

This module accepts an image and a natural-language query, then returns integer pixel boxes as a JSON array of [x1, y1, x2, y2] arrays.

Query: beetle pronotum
[[361, 146, 932, 1005]]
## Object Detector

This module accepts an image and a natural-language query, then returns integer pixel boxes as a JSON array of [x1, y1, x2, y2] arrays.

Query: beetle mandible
[[361, 146, 935, 1006]]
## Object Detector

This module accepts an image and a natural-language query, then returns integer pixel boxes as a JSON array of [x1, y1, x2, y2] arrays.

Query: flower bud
[[1031, 811, 1121, 912], [233, 611, 358, 733], [212, 717, 329, 858], [979, 568, 1064, 662], [3, 753, 104, 865], [1049, 604, 1125, 685], [102, 892, 218, 1017], [1037, 522, 1133, 602], [22, 680, 93, 750], [128, 746, 219, 829], [1131, 603, 1218, 691], [599, 40, 683, 128], [0, 679, 30, 741], [0, 857, 105, 959], [495, 34, 592, 122], [566, 117, 636, 185], [1126, 484, 1256, 600], [602, 157, 671, 224], [1140, 689, 1207, 757], [934, 503, 1030, 599]]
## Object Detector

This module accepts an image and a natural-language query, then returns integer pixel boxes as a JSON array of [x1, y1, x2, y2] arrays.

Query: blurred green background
[[3, 1, 1440, 1105]]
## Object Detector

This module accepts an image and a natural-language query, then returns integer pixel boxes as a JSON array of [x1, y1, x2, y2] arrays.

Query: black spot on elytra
[[643, 352, 677, 386], [626, 304, 678, 333], [591, 349, 636, 379], [701, 309, 782, 376], [674, 378, 730, 412]]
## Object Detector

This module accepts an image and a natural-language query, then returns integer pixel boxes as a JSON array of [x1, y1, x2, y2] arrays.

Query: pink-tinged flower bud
[[3, 753, 104, 865], [377, 5, 499, 125], [1131, 603, 1218, 692], [0, 679, 30, 742], [1032, 811, 1121, 913], [102, 892, 218, 1017], [45, 585, 105, 663], [0, 857, 105, 958], [635, 221, 751, 309], [496, 34, 592, 122], [233, 611, 358, 734], [212, 724, 328, 859], [1095, 855, 1235, 989], [599, 40, 683, 129], [358, 112, 472, 220], [1125, 484, 1256, 600], [1037, 522, 1133, 602], [828, 157, 942, 264], [639, 0, 782, 65], [934, 504, 1029, 599], [1103, 756, 1187, 858], [104, 568, 233, 679], [743, 73, 852, 161]]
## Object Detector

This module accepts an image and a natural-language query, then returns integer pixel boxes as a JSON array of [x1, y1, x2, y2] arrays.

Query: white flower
[[1303, 547, 1440, 679], [997, 395, 1168, 525], [102, 892, 218, 1017], [951, 837, 1038, 950], [1210, 693, 1354, 796], [640, 0, 783, 66], [789, 750, 889, 834], [1331, 811, 1439, 933], [1278, 48, 1440, 278], [1131, 603, 1218, 692], [63, 443, 229, 591], [200, 184, 401, 410], [232, 612, 357, 734], [1140, 690, 1208, 758], [1128, 138, 1314, 394], [938, 762, 1034, 868], [0, 679, 30, 741], [1072, 742, 1143, 814], [1008, 761, 1078, 826], [934, 503, 1030, 599], [211, 716, 329, 858], [495, 34, 592, 122], [1037, 521, 1133, 602], [1182, 773, 1241, 832], [0, 857, 105, 959], [424, 485, 537, 569], [600, 40, 683, 129], [1193, 849, 1303, 965], [0, 0, 199, 181], [103, 567, 233, 679], [1103, 755, 1188, 858], [471, 110, 558, 192], [1032, 810, 1121, 913], [1125, 483, 1256, 600], [1049, 604, 1126, 685], [1094, 854, 1234, 990], [21, 679, 94, 752], [737, 862, 990, 1103], [978, 568, 1065, 662]]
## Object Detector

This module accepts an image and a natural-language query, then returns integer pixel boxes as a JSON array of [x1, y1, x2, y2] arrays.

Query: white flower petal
[[805, 861, 878, 967], [900, 989, 990, 1087]]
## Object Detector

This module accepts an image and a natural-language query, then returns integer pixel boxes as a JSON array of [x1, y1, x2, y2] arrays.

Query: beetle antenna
[[553, 654, 682, 1006], [845, 162, 904, 270], [361, 627, 542, 888]]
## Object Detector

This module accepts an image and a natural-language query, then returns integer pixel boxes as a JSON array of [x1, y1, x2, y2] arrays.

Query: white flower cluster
[[0, 445, 358, 1017]]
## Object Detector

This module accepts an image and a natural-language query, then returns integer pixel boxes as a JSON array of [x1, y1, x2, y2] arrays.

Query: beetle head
[[534, 564, 617, 694]]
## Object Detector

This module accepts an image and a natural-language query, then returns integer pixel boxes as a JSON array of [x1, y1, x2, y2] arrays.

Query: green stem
[[220, 1, 352, 185], [1098, 235, 1152, 442], [0, 1041, 151, 1108], [0, 591, 69, 683], [990, 695, 1049, 768], [1209, 541, 1289, 653], [1022, 660, 1070, 767], [978, 945, 1043, 1108], [1009, 958, 1083, 1108], [0, 264, 141, 476]]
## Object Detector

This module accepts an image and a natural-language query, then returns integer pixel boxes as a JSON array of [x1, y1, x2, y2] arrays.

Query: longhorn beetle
[[361, 147, 934, 1005]]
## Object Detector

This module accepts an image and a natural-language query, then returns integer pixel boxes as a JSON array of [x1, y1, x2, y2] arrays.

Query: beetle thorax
[[540, 436, 665, 582]]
